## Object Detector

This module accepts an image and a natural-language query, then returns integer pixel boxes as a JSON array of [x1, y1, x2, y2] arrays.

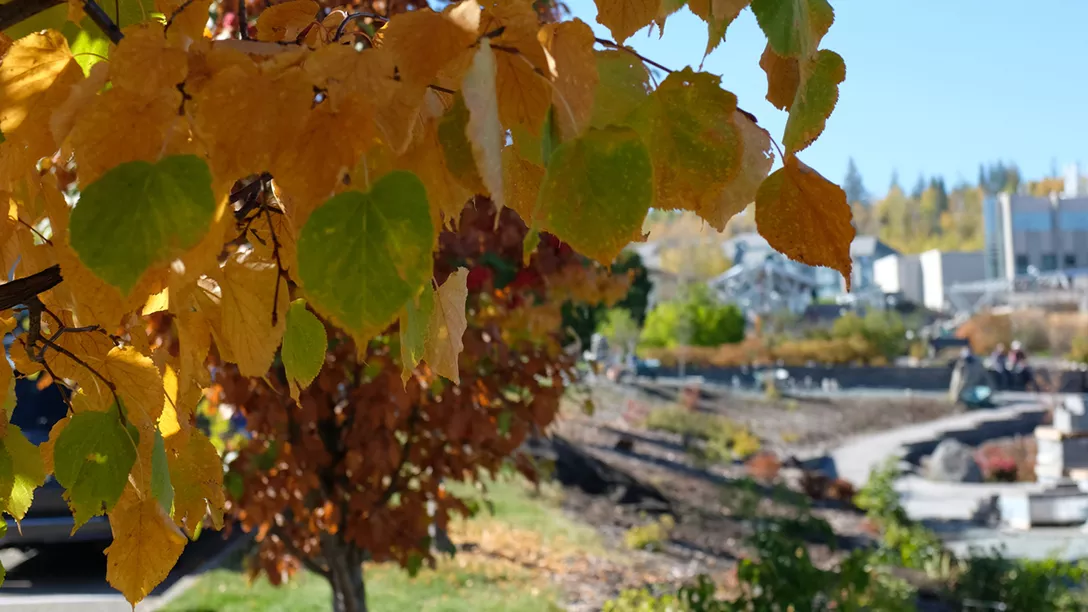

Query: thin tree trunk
[[323, 534, 367, 612]]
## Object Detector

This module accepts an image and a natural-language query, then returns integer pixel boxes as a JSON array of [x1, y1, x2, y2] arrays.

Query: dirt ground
[[539, 380, 964, 610]]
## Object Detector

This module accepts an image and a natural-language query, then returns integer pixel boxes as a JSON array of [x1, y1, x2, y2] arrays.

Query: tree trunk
[[322, 534, 367, 612]]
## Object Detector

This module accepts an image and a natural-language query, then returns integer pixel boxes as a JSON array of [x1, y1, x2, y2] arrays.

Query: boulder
[[925, 439, 982, 483]]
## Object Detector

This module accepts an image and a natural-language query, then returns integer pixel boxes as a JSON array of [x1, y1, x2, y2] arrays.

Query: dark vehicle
[[2, 331, 112, 547]]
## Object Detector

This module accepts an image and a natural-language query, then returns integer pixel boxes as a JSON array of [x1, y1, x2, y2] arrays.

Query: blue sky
[[567, 0, 1088, 196]]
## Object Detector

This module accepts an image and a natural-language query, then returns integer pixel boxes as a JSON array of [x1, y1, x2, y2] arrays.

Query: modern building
[[873, 253, 924, 305], [983, 191, 1088, 281], [918, 250, 986, 312]]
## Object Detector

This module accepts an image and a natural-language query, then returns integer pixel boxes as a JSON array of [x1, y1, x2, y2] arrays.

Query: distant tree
[[640, 285, 745, 349], [596, 308, 640, 353], [889, 169, 901, 191], [563, 250, 651, 350], [910, 175, 926, 200], [843, 158, 868, 205], [658, 239, 731, 282]]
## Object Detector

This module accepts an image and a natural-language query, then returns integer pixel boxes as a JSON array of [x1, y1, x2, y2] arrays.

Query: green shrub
[[955, 549, 1088, 612], [639, 285, 745, 349]]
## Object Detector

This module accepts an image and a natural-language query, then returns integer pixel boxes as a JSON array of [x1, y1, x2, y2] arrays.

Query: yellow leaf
[[158, 365, 181, 438], [142, 288, 170, 316], [595, 0, 661, 44], [696, 111, 773, 230], [0, 30, 83, 159], [192, 57, 311, 184], [755, 155, 855, 288], [463, 40, 505, 213], [379, 2, 479, 92], [40, 415, 69, 476], [166, 430, 225, 535], [400, 117, 473, 228], [69, 86, 187, 186], [157, 0, 212, 42], [255, 0, 319, 42], [539, 19, 598, 140], [502, 146, 544, 226], [105, 347, 166, 432], [589, 49, 650, 129], [481, 0, 554, 134], [424, 268, 469, 384], [50, 60, 110, 147], [219, 252, 288, 377], [759, 43, 799, 111], [173, 286, 213, 396], [110, 24, 189, 100], [688, 0, 748, 56], [105, 486, 187, 606]]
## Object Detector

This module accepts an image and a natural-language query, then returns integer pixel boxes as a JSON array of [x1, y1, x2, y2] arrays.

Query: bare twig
[[17, 218, 52, 246], [237, 0, 248, 40], [0, 0, 64, 32], [261, 206, 286, 326], [333, 11, 387, 41], [594, 37, 674, 74]]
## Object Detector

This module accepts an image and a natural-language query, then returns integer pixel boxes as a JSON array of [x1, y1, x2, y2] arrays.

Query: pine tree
[[843, 158, 868, 205]]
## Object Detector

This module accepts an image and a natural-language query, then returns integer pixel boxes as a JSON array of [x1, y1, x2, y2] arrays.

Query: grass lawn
[[162, 476, 598, 612]]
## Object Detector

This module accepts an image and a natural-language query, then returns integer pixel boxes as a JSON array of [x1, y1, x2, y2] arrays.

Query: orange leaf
[[755, 156, 855, 288]]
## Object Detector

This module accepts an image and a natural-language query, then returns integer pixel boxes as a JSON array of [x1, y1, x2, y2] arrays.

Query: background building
[[984, 191, 1088, 281], [919, 250, 986, 311]]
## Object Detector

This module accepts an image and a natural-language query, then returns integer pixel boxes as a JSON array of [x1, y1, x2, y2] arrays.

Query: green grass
[[162, 475, 593, 612]]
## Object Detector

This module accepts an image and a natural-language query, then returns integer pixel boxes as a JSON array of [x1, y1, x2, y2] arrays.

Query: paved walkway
[[828, 394, 1088, 560], [830, 396, 1047, 521]]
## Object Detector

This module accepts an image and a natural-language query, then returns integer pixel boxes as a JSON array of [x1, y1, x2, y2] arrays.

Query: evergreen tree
[[843, 158, 868, 205]]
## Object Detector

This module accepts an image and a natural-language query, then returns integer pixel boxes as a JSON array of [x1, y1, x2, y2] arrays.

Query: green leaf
[[297, 171, 434, 343], [2, 425, 46, 521], [782, 49, 845, 155], [438, 94, 486, 193], [750, 0, 834, 58], [63, 20, 111, 76], [151, 430, 173, 515], [541, 106, 561, 167], [282, 299, 327, 396], [398, 289, 434, 384], [590, 50, 652, 129], [536, 126, 652, 265], [70, 155, 217, 295], [53, 404, 139, 529], [628, 67, 742, 214]]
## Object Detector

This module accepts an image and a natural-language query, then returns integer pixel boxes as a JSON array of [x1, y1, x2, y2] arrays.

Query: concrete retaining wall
[[653, 364, 1088, 393]]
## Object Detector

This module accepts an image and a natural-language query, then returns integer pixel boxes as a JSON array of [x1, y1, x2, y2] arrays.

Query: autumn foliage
[[0, 0, 850, 603], [218, 204, 625, 585]]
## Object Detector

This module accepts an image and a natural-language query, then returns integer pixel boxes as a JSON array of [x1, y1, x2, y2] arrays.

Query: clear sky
[[566, 0, 1088, 196]]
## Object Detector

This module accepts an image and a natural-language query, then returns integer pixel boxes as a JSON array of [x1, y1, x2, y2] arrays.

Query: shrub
[[639, 285, 745, 349], [1070, 336, 1088, 365], [644, 406, 760, 464], [975, 437, 1036, 482], [744, 451, 782, 482], [624, 515, 676, 552]]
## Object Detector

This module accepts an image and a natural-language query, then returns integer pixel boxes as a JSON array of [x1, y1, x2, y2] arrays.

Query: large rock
[[925, 439, 982, 483]]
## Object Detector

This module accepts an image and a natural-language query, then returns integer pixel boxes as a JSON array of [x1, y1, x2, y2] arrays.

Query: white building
[[919, 250, 986, 311], [873, 253, 924, 305]]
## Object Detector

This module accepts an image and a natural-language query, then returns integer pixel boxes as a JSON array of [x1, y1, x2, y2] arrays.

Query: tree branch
[[0, 266, 63, 312], [82, 0, 123, 44], [0, 0, 64, 32]]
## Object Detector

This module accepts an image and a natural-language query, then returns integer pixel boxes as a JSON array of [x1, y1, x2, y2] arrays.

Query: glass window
[[1013, 211, 1052, 232], [1066, 254, 1078, 268], [1060, 210, 1088, 231], [1042, 254, 1058, 271], [1015, 255, 1030, 275]]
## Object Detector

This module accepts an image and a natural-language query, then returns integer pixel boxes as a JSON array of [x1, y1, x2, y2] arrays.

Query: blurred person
[[990, 343, 1009, 389]]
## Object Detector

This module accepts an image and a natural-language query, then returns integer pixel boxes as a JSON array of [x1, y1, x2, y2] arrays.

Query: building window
[[1042, 254, 1058, 271], [1012, 211, 1053, 232], [1066, 254, 1078, 268], [1015, 255, 1030, 275]]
